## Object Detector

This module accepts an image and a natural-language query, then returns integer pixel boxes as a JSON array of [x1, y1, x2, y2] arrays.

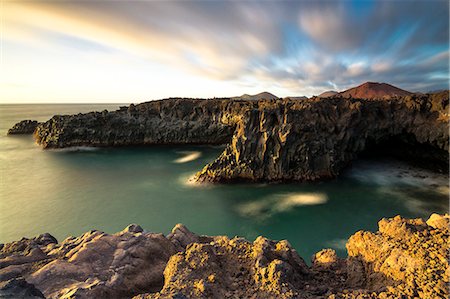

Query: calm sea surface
[[0, 104, 448, 260]]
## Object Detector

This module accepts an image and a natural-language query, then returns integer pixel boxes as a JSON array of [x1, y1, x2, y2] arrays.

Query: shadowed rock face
[[195, 92, 449, 182], [0, 278, 45, 298], [0, 224, 181, 298], [7, 120, 40, 135], [1, 215, 448, 298], [33, 99, 248, 148], [31, 92, 449, 182]]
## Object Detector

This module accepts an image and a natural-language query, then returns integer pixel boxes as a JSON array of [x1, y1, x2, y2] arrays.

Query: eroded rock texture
[[344, 214, 449, 298], [195, 92, 449, 182], [33, 99, 250, 148], [0, 224, 178, 298], [142, 236, 309, 299], [30, 92, 448, 183], [7, 120, 40, 135], [1, 215, 448, 298]]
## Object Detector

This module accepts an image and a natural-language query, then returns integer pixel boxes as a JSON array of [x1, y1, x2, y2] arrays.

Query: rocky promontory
[[195, 91, 449, 182], [9, 83, 449, 183], [7, 120, 40, 135], [0, 214, 448, 298]]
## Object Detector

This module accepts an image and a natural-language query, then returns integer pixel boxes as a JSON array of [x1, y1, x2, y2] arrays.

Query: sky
[[1, 0, 449, 103]]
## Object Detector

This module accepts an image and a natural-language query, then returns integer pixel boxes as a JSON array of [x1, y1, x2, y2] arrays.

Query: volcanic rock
[[7, 120, 40, 135], [22, 88, 450, 182], [318, 91, 339, 98], [339, 82, 413, 99], [0, 278, 45, 298], [0, 215, 448, 298], [232, 92, 279, 101], [195, 92, 448, 182]]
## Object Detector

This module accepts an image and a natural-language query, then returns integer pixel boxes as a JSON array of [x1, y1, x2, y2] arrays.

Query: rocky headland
[[12, 85, 447, 183], [7, 120, 41, 135], [0, 214, 448, 298]]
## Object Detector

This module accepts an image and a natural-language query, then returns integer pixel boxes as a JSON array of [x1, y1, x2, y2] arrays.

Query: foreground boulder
[[0, 225, 178, 298], [7, 120, 40, 135], [0, 278, 45, 298], [345, 214, 449, 298], [0, 214, 448, 298], [140, 236, 309, 298]]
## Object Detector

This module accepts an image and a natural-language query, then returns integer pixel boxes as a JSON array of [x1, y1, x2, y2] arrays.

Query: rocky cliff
[[0, 214, 448, 298], [195, 92, 449, 182], [19, 91, 449, 182], [33, 99, 250, 148], [7, 120, 40, 135]]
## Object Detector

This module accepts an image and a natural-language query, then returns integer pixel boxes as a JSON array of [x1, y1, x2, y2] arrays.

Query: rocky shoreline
[[0, 214, 448, 298], [9, 91, 449, 183], [7, 120, 41, 135]]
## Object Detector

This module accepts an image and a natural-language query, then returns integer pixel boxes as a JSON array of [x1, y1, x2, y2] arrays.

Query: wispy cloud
[[1, 0, 448, 102]]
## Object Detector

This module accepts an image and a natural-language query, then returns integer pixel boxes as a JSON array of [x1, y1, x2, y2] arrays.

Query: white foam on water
[[178, 172, 212, 188], [274, 193, 328, 212], [348, 159, 449, 193], [173, 151, 202, 163], [238, 200, 270, 218], [49, 146, 99, 152], [237, 192, 328, 219]]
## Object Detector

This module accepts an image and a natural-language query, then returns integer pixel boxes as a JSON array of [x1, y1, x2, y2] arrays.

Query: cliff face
[[1, 215, 448, 299], [31, 92, 449, 182], [7, 120, 40, 135], [34, 99, 252, 148], [195, 92, 449, 182]]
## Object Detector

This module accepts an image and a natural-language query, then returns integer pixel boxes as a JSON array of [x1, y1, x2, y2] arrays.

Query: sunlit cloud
[[0, 1, 448, 103]]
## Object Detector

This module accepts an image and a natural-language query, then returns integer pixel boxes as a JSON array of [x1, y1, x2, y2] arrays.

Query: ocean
[[0, 104, 448, 259]]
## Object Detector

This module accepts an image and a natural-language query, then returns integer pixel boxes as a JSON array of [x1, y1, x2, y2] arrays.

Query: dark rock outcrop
[[195, 92, 449, 182], [7, 120, 40, 135], [0, 278, 45, 298], [28, 90, 449, 183], [1, 215, 448, 298], [33, 99, 248, 148]]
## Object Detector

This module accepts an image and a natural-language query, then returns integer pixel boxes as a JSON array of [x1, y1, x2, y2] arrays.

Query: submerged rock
[[1, 215, 447, 298], [7, 120, 40, 135]]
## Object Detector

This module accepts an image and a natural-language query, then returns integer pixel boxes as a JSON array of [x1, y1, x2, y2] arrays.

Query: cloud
[[1, 0, 449, 102]]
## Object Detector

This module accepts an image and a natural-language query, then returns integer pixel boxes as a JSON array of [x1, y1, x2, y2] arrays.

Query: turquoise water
[[0, 104, 448, 260]]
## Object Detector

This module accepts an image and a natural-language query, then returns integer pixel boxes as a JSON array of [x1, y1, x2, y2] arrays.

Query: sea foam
[[49, 146, 99, 152], [238, 192, 328, 219], [173, 151, 202, 163]]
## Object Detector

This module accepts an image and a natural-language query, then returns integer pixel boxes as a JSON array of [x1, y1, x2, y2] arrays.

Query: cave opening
[[358, 133, 449, 174]]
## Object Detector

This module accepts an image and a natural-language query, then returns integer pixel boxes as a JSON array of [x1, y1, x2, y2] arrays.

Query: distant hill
[[232, 92, 278, 100], [317, 91, 338, 98], [283, 96, 308, 100], [340, 82, 412, 99]]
